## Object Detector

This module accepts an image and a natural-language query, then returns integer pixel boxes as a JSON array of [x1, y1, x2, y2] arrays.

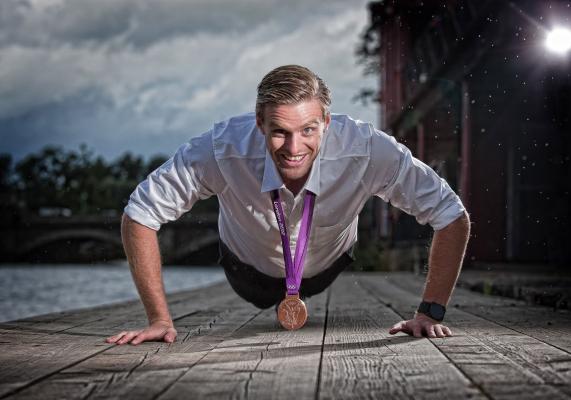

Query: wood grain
[[0, 282, 245, 399], [2, 273, 571, 399], [159, 291, 328, 400], [317, 274, 485, 399], [360, 274, 571, 399], [385, 272, 571, 353]]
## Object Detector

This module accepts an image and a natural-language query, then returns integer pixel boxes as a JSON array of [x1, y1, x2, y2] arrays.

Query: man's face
[[257, 99, 330, 190]]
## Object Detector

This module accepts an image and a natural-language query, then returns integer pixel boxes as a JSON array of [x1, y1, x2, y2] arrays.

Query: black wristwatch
[[417, 301, 446, 322]]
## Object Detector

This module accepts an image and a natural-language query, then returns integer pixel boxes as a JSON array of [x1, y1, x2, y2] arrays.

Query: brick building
[[363, 0, 570, 267]]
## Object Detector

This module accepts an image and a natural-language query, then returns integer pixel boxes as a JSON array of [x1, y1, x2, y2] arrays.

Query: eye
[[303, 126, 316, 135], [271, 129, 287, 137]]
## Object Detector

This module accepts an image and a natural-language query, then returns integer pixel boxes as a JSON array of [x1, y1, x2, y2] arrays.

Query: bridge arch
[[18, 229, 123, 257]]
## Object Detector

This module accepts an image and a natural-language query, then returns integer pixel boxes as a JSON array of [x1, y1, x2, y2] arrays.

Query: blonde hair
[[255, 65, 331, 120]]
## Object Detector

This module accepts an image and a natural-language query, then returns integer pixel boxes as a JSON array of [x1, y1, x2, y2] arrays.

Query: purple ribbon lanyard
[[271, 189, 316, 296]]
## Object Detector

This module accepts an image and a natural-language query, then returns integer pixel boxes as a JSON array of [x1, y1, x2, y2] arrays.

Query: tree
[[10, 145, 188, 216], [0, 154, 12, 190], [145, 154, 169, 176]]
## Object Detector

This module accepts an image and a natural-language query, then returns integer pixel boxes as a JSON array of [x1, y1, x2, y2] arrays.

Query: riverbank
[[0, 262, 225, 322]]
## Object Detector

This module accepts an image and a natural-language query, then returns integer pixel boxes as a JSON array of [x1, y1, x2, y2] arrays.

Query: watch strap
[[417, 301, 446, 322]]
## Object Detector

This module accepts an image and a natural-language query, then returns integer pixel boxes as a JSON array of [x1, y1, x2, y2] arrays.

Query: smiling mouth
[[280, 154, 307, 167]]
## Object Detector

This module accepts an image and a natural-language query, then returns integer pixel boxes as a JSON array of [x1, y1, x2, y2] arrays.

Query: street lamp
[[545, 27, 571, 55]]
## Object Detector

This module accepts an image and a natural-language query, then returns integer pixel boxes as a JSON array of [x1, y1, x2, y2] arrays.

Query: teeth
[[284, 155, 304, 161]]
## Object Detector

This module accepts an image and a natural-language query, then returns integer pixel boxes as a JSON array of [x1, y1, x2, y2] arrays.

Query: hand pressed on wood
[[105, 320, 177, 345], [388, 313, 452, 338]]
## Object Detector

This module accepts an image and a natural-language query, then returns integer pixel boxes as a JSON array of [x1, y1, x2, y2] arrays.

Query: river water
[[0, 263, 225, 323]]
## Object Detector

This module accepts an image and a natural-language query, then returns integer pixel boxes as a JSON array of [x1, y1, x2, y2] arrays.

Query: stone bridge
[[0, 213, 220, 264]]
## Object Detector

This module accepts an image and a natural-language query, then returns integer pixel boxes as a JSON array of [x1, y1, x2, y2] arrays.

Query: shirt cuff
[[430, 199, 466, 231], [124, 202, 162, 231]]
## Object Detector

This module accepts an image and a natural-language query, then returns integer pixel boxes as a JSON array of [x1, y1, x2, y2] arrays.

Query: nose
[[284, 133, 300, 154]]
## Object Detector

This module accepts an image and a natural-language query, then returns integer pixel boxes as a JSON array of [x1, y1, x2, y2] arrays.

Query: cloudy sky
[[0, 0, 378, 161]]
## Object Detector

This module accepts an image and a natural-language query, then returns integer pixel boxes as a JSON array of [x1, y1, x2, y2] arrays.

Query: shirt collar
[[260, 148, 321, 196]]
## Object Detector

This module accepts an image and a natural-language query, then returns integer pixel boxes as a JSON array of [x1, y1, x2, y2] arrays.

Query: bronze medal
[[271, 190, 315, 331], [277, 293, 308, 330]]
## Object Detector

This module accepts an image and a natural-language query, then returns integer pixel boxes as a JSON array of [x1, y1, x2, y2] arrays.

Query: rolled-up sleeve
[[366, 129, 466, 231], [124, 131, 225, 231]]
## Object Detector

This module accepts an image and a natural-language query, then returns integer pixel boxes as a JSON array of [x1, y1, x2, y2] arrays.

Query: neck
[[285, 181, 304, 196], [284, 174, 309, 197]]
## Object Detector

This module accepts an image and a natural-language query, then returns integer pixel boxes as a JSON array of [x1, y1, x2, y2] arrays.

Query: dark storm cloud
[[0, 0, 134, 47], [0, 0, 376, 160], [1, 87, 207, 161], [0, 0, 354, 49]]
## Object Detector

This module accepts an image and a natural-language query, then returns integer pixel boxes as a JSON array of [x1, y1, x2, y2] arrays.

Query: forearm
[[422, 211, 471, 306], [121, 214, 173, 325]]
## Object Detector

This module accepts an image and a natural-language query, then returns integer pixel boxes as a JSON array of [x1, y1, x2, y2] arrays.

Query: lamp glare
[[545, 27, 571, 54]]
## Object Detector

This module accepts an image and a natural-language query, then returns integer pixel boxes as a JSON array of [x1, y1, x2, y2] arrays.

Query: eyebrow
[[303, 120, 321, 126], [268, 119, 321, 130]]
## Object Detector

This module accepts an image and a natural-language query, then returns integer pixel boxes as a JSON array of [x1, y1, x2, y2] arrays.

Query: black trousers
[[218, 241, 355, 309]]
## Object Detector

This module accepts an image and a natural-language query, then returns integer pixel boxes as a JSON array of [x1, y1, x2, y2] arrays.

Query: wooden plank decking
[[1, 272, 571, 399]]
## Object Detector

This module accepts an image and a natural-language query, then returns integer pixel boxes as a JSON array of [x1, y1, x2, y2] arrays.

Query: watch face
[[429, 303, 445, 320]]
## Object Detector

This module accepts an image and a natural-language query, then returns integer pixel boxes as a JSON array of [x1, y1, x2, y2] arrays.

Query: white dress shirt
[[125, 113, 465, 278]]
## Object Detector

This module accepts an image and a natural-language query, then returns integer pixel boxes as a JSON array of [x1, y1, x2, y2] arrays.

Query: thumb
[[389, 321, 403, 335], [164, 328, 177, 343]]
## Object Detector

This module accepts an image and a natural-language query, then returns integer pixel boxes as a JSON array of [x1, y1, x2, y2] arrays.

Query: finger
[[426, 325, 436, 338], [413, 325, 423, 338], [132, 326, 177, 345], [105, 331, 127, 343], [117, 331, 139, 345], [434, 325, 445, 338], [106, 331, 127, 343], [442, 326, 453, 337], [390, 321, 413, 335], [131, 327, 163, 345], [389, 321, 405, 335], [131, 331, 150, 345]]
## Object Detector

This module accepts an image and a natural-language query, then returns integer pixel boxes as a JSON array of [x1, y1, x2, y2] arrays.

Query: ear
[[324, 112, 331, 132]]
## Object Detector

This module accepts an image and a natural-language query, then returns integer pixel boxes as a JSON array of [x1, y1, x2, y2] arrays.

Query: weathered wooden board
[[7, 305, 263, 400], [62, 284, 242, 337], [360, 275, 571, 399], [0, 282, 247, 399], [158, 291, 328, 399], [0, 282, 232, 336], [2, 273, 571, 400], [317, 274, 485, 399], [384, 272, 571, 353], [0, 329, 109, 399]]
